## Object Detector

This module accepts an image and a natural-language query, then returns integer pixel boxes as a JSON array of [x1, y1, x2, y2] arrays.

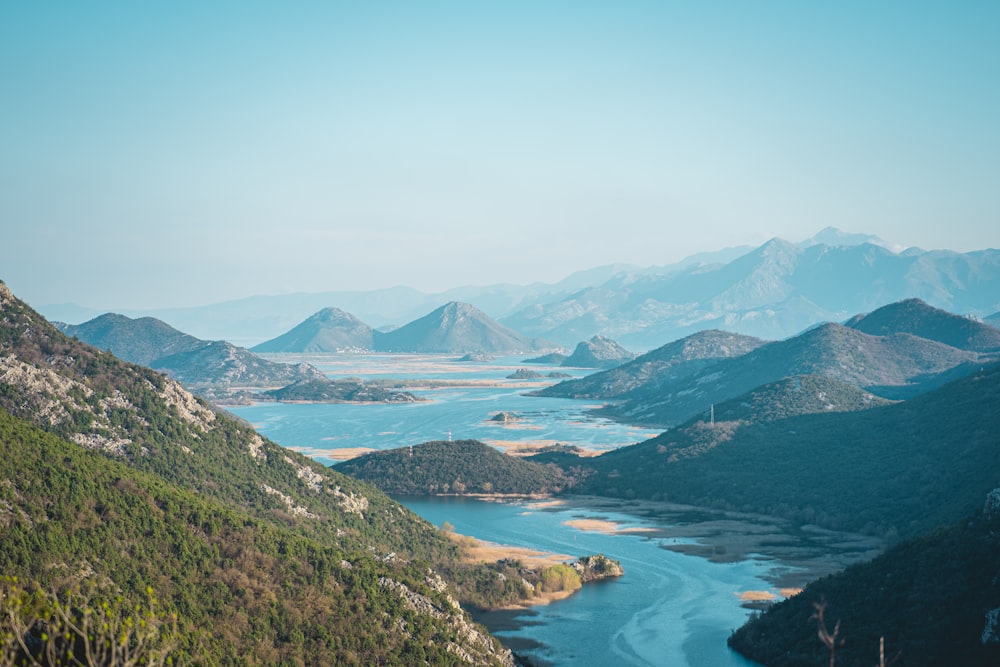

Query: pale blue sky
[[2, 1, 998, 309]]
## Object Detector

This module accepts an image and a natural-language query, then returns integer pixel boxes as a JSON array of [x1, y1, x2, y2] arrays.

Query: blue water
[[399, 495, 764, 666], [234, 354, 660, 465], [227, 354, 837, 666]]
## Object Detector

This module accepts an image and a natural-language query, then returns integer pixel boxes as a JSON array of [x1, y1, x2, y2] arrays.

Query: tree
[[0, 578, 176, 667]]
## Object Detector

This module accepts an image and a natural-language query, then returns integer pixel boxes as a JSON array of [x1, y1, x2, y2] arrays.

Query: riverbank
[[546, 495, 885, 590], [445, 529, 615, 609]]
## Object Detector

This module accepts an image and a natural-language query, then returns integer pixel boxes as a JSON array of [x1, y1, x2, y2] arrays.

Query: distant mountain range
[[537, 299, 999, 427], [58, 313, 324, 389], [500, 238, 1000, 350], [57, 313, 422, 404], [39, 229, 1000, 351], [255, 301, 553, 355]]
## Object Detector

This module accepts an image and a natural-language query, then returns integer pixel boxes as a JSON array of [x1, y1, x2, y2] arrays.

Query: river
[[229, 353, 879, 666]]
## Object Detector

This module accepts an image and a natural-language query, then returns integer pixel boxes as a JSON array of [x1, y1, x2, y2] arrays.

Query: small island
[[259, 378, 423, 404]]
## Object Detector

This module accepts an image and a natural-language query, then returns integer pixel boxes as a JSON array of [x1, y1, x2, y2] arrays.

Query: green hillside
[[728, 499, 1000, 666], [574, 363, 1000, 540], [0, 281, 514, 665], [338, 439, 571, 496], [0, 410, 510, 665]]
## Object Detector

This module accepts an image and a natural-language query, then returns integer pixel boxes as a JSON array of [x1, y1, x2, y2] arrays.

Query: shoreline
[[445, 531, 591, 610], [426, 492, 884, 592]]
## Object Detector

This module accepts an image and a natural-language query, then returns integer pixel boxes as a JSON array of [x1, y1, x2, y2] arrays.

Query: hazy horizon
[[3, 3, 998, 311]]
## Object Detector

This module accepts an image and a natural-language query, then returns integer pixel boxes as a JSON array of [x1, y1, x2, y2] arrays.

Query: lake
[[229, 354, 878, 666]]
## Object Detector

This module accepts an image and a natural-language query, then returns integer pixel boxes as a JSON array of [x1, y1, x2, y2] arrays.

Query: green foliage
[[0, 287, 514, 665], [261, 378, 419, 403], [570, 363, 1000, 540], [538, 565, 581, 594], [0, 578, 176, 667], [338, 439, 572, 496], [727, 509, 1000, 666]]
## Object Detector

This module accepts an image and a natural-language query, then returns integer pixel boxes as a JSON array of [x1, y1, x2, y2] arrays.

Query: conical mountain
[[845, 298, 1000, 352], [560, 335, 635, 369], [374, 301, 546, 353], [252, 307, 374, 352]]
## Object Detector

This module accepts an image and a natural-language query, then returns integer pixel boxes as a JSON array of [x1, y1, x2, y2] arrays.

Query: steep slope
[[0, 280, 513, 665], [845, 297, 1000, 352], [728, 496, 1000, 666], [559, 335, 635, 369], [572, 363, 1000, 540], [602, 321, 985, 427], [59, 312, 203, 365], [707, 374, 894, 423], [0, 410, 510, 665], [375, 301, 547, 354], [534, 329, 766, 399], [251, 307, 375, 353]]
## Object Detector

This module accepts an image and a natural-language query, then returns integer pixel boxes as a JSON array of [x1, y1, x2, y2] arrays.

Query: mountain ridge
[[598, 315, 994, 427], [40, 231, 1000, 349]]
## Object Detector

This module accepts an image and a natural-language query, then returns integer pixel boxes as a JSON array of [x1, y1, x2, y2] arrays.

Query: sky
[[2, 1, 999, 310]]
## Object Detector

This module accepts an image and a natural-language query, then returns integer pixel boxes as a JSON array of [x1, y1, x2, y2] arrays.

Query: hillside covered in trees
[[728, 494, 1000, 666], [0, 280, 521, 665], [338, 439, 572, 496]]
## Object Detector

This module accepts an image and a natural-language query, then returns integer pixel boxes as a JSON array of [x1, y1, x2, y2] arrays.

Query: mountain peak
[[561, 335, 635, 369], [799, 226, 898, 251], [846, 298, 1000, 352], [375, 302, 545, 354], [253, 307, 374, 353]]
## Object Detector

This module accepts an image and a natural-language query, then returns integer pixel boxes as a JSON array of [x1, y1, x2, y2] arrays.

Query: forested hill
[[728, 494, 1000, 666], [573, 362, 1000, 541], [533, 329, 766, 399], [338, 439, 572, 495], [0, 280, 514, 665]]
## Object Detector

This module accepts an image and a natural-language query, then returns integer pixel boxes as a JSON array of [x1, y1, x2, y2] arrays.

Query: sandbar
[[486, 439, 605, 457], [562, 518, 658, 535]]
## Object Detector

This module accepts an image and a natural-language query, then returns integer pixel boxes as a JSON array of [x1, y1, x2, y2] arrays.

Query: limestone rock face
[[489, 411, 520, 423], [572, 554, 624, 583]]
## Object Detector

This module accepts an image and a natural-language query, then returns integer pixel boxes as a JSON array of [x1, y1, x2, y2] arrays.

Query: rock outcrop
[[572, 554, 624, 583]]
